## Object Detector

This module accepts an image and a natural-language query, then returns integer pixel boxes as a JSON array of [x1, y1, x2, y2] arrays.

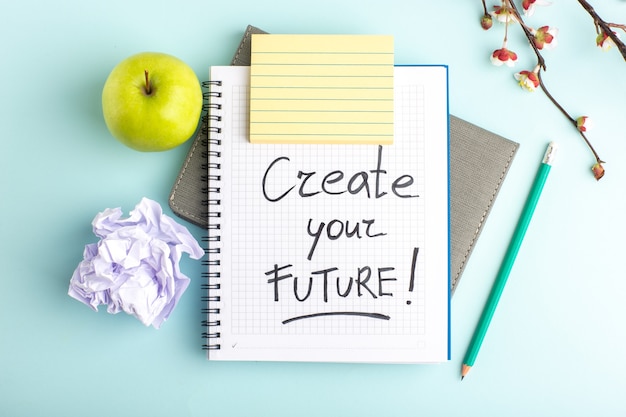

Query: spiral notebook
[[201, 64, 450, 363], [169, 25, 520, 297]]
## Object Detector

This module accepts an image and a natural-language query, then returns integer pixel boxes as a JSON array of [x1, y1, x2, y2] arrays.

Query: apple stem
[[144, 70, 152, 95]]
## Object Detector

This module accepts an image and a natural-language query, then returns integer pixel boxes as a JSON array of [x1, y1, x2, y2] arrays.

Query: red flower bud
[[576, 116, 592, 132], [481, 14, 493, 30], [592, 162, 605, 181]]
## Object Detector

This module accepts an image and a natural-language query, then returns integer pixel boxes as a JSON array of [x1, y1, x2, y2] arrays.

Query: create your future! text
[[260, 145, 422, 324]]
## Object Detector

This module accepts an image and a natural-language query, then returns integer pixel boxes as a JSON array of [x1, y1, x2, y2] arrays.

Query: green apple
[[102, 52, 202, 152]]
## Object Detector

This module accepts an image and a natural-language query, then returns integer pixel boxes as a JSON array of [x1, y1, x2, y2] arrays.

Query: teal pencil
[[461, 142, 557, 380]]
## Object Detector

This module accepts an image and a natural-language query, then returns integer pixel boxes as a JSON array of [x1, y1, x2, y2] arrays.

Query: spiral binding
[[201, 79, 223, 353]]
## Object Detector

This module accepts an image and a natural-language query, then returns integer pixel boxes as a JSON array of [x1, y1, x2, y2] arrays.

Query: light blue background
[[2, 1, 625, 416]]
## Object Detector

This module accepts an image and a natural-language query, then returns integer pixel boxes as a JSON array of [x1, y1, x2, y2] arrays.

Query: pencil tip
[[461, 364, 471, 380]]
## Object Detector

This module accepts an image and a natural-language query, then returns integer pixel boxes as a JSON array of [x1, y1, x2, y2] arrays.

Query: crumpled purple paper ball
[[68, 198, 204, 329]]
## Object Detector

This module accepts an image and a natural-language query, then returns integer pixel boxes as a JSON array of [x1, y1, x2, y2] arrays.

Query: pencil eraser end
[[543, 142, 558, 165]]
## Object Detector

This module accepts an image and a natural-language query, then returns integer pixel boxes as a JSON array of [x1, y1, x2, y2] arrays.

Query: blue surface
[[2, 1, 626, 416]]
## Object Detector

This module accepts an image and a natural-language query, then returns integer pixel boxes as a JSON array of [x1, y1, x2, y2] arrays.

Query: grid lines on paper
[[228, 82, 428, 337]]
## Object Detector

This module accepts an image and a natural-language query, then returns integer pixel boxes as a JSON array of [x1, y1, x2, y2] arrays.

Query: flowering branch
[[480, 0, 623, 180], [509, 0, 605, 178], [577, 0, 626, 60]]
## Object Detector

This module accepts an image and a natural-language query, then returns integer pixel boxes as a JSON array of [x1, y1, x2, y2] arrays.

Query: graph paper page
[[207, 65, 449, 363]]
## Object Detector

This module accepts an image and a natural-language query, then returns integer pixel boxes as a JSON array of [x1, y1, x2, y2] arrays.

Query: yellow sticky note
[[250, 34, 394, 144]]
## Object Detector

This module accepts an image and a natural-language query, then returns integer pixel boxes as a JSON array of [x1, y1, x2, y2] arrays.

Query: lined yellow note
[[249, 34, 394, 144]]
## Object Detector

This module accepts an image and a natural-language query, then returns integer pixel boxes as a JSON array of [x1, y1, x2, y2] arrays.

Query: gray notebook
[[169, 25, 519, 294]]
